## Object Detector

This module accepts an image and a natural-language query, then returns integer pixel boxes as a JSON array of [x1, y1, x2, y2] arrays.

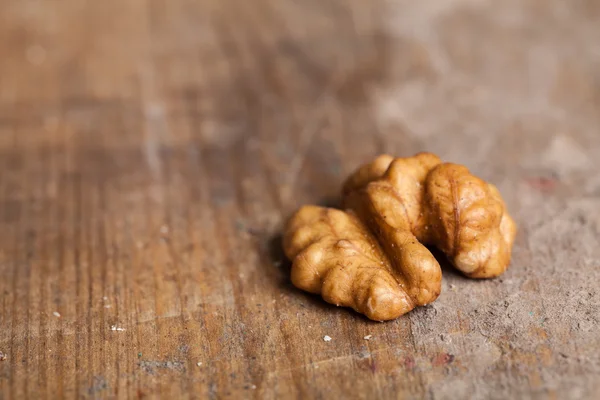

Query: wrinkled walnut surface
[[284, 153, 517, 321]]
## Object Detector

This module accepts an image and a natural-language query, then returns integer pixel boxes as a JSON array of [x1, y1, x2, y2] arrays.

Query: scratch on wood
[[139, 360, 186, 375], [282, 72, 349, 205], [139, 65, 166, 181]]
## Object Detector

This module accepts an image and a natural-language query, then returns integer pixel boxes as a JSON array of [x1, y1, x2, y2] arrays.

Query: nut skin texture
[[283, 206, 416, 321], [283, 152, 517, 321], [343, 153, 444, 306], [344, 153, 517, 279], [424, 164, 517, 278]]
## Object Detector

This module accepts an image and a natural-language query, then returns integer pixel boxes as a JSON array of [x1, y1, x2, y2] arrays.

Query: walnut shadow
[[427, 246, 469, 281]]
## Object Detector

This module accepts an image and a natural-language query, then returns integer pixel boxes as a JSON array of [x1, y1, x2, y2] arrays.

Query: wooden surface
[[1, 0, 600, 399]]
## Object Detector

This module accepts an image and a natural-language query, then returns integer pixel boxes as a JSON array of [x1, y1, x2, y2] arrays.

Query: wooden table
[[1, 0, 600, 398]]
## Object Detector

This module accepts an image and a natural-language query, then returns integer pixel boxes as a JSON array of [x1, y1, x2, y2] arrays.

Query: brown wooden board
[[1, 0, 599, 398]]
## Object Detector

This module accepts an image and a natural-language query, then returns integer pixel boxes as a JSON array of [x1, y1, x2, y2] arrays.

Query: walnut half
[[283, 153, 517, 321]]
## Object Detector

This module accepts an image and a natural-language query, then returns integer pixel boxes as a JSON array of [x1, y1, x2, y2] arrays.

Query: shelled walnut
[[283, 153, 517, 321]]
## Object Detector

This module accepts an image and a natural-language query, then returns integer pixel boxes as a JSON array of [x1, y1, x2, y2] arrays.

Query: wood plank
[[1, 0, 600, 398]]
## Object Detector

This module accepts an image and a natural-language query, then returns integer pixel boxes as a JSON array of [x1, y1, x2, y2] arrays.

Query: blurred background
[[1, 0, 600, 399]]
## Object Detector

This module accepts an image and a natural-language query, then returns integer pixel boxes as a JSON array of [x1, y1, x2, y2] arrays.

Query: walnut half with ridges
[[283, 153, 517, 321]]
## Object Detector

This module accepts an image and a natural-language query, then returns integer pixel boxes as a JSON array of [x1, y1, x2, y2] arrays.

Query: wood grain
[[1, 0, 600, 399]]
